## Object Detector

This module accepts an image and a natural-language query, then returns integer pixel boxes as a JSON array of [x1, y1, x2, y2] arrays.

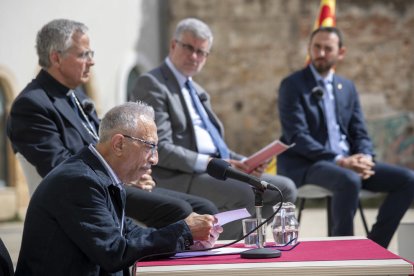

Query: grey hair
[[99, 101, 155, 142], [36, 19, 88, 69], [173, 18, 213, 50]]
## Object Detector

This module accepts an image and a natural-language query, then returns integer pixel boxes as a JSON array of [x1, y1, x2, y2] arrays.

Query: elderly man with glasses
[[15, 101, 221, 275], [129, 17, 297, 239]]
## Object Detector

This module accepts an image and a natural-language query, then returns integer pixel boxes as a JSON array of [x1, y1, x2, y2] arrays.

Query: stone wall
[[165, 0, 414, 167]]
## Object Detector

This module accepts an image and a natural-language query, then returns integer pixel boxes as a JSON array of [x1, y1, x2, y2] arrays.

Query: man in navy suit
[[278, 26, 414, 248], [15, 102, 220, 275], [6, 18, 218, 229]]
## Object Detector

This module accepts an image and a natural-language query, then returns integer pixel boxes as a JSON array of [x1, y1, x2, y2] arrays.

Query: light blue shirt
[[165, 58, 217, 172], [310, 64, 350, 160]]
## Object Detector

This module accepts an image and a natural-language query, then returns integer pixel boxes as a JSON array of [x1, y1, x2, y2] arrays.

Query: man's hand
[[250, 162, 267, 178], [184, 212, 217, 241], [190, 224, 223, 250], [226, 159, 265, 178], [337, 154, 375, 179], [128, 170, 156, 192]]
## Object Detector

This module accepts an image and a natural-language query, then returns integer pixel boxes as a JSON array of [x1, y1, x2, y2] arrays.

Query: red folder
[[243, 140, 294, 173]]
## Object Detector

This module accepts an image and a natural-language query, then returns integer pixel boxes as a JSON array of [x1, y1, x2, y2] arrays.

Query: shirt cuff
[[194, 154, 211, 172], [334, 154, 343, 163]]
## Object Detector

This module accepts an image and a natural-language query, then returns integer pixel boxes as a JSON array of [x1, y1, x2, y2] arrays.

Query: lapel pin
[[337, 83, 343, 90]]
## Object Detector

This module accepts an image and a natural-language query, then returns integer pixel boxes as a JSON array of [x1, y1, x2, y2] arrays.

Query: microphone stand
[[240, 188, 281, 259], [254, 189, 265, 248]]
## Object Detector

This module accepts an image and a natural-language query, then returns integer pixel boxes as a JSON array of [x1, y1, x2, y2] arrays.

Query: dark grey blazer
[[130, 62, 243, 193]]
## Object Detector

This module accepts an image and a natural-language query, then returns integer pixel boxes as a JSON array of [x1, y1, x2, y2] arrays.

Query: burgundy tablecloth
[[136, 239, 403, 268]]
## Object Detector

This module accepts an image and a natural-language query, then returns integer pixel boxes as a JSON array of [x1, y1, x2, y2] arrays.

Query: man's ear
[[170, 38, 177, 51], [338, 46, 347, 61], [111, 134, 124, 156], [50, 50, 62, 67]]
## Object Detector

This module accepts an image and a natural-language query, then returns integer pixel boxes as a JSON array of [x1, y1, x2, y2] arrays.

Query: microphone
[[81, 98, 95, 114], [311, 86, 324, 99], [207, 158, 275, 192], [207, 158, 284, 259], [199, 92, 208, 102]]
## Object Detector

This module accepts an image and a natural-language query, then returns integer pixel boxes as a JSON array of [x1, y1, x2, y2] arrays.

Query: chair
[[0, 238, 14, 276], [296, 184, 381, 236], [358, 189, 383, 234]]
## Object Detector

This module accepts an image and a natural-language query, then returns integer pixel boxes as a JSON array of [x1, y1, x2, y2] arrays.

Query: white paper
[[215, 208, 251, 226], [173, 247, 248, 258]]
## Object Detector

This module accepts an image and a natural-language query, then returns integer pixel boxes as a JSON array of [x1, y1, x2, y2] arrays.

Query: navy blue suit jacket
[[277, 66, 374, 186], [15, 147, 191, 275], [6, 69, 100, 177]]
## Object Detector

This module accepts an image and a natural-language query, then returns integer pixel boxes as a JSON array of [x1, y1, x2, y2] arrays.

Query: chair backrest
[[16, 153, 43, 196], [0, 238, 14, 276]]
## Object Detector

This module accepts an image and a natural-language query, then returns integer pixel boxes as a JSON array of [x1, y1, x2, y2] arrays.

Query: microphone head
[[199, 93, 208, 102], [81, 99, 95, 114], [311, 86, 324, 99], [207, 158, 231, 180]]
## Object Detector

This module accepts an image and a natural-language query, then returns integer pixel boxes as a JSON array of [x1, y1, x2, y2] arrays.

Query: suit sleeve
[[55, 173, 191, 272], [278, 77, 337, 162]]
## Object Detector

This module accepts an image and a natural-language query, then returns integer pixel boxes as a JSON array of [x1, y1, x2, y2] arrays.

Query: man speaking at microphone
[[15, 102, 220, 275], [129, 17, 297, 239]]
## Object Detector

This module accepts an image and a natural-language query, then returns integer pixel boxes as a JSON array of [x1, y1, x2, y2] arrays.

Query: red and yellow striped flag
[[305, 0, 336, 64], [313, 0, 336, 29]]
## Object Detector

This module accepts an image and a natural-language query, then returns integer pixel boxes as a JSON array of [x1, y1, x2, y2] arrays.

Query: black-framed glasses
[[175, 40, 209, 58], [122, 134, 158, 157]]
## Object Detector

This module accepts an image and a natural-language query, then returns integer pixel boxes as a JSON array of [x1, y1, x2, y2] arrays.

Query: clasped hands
[[336, 153, 375, 180]]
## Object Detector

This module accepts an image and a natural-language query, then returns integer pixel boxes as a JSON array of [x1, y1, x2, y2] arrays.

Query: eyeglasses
[[77, 50, 94, 60], [122, 134, 158, 157], [175, 40, 209, 58], [58, 49, 95, 60]]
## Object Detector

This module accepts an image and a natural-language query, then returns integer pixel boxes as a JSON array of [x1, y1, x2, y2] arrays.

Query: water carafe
[[272, 202, 299, 245]]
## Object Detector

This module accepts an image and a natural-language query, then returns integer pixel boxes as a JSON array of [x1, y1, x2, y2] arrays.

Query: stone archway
[[0, 66, 28, 220]]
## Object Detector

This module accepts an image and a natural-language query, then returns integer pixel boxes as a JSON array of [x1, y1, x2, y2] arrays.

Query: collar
[[37, 69, 72, 97], [309, 64, 334, 85], [165, 57, 191, 89], [88, 144, 123, 189]]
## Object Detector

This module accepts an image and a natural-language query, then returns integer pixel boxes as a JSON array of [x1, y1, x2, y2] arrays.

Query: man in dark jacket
[[15, 102, 220, 275]]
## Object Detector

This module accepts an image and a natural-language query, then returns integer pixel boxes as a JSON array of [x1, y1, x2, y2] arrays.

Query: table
[[134, 237, 414, 275]]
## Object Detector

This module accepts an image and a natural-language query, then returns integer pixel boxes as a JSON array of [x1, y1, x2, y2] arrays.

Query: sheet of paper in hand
[[244, 140, 295, 173]]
